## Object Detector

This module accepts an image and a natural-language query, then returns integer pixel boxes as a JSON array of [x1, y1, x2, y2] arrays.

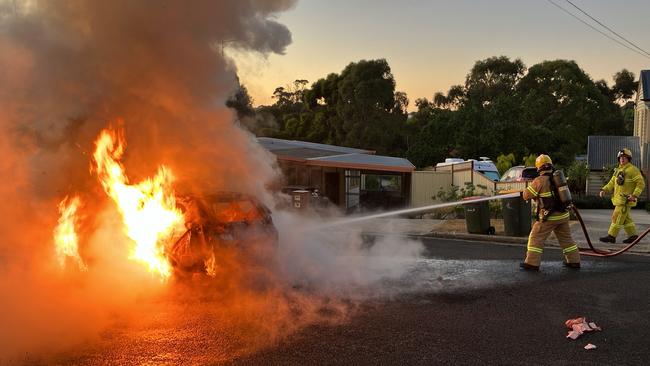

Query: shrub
[[566, 160, 588, 195], [432, 182, 490, 219], [496, 153, 515, 175]]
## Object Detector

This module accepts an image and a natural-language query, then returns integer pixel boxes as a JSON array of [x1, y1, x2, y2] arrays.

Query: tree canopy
[[230, 57, 632, 168]]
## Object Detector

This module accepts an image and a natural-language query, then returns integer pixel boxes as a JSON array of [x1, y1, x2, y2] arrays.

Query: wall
[[410, 171, 453, 207]]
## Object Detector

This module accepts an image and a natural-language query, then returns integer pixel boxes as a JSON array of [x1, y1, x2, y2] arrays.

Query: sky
[[230, 0, 650, 110]]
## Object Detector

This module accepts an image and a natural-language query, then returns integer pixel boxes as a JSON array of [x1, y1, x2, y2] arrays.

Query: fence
[[410, 170, 452, 207], [429, 161, 529, 193]]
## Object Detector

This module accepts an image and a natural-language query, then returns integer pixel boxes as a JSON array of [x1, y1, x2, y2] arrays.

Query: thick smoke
[[0, 1, 428, 362], [0, 0, 296, 359]]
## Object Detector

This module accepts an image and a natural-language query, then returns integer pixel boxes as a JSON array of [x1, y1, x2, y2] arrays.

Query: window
[[345, 170, 361, 211]]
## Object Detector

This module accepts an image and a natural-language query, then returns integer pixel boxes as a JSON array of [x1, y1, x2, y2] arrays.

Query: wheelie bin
[[501, 195, 532, 237], [463, 197, 494, 234]]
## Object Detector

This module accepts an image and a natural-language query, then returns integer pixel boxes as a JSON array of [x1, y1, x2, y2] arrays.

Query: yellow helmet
[[617, 148, 632, 161], [535, 154, 553, 170]]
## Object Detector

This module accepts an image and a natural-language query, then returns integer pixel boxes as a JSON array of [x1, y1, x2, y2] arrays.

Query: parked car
[[500, 166, 538, 182], [167, 192, 278, 277]]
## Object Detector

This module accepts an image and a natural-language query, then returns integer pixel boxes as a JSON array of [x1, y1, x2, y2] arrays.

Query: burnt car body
[[167, 192, 278, 276]]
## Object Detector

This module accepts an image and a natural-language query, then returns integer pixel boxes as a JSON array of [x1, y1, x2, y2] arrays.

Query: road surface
[[16, 238, 650, 365]]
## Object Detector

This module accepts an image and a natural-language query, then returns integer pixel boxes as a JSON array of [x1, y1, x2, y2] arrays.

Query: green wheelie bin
[[463, 197, 494, 234], [501, 194, 532, 237]]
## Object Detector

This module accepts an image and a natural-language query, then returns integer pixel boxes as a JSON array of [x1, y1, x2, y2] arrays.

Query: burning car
[[167, 192, 278, 277]]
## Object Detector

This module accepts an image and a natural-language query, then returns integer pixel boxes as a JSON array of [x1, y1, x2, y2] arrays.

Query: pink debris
[[564, 317, 602, 340], [584, 343, 597, 350], [566, 330, 581, 340]]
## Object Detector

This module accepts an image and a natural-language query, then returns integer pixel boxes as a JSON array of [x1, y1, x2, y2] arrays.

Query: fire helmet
[[535, 154, 553, 171], [617, 148, 632, 161]]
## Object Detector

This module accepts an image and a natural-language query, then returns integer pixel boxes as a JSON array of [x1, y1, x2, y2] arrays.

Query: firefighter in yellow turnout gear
[[599, 148, 645, 244], [520, 154, 580, 271]]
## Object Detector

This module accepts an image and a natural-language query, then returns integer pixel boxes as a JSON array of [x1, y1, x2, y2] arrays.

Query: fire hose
[[572, 205, 649, 257]]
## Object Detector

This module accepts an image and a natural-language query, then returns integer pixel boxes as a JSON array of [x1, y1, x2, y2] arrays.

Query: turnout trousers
[[607, 205, 637, 238], [524, 217, 580, 267]]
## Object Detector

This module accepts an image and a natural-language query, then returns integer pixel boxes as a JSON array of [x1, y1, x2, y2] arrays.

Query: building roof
[[256, 137, 414, 173], [257, 137, 371, 155], [640, 70, 650, 102], [587, 135, 640, 170], [309, 153, 415, 172]]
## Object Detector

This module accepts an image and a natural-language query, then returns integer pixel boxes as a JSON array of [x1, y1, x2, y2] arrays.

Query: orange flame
[[54, 195, 87, 271], [92, 124, 184, 279]]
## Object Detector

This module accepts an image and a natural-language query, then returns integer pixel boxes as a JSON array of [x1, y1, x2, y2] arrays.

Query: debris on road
[[565, 317, 602, 340], [584, 343, 597, 350]]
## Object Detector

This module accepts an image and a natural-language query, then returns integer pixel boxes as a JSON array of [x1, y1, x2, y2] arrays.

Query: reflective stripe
[[539, 192, 553, 197], [527, 246, 543, 254], [527, 186, 538, 196], [632, 176, 642, 181], [547, 212, 570, 221], [563, 245, 578, 253]]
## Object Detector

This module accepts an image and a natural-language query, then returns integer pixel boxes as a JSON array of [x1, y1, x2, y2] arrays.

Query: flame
[[92, 124, 184, 279], [54, 195, 87, 271]]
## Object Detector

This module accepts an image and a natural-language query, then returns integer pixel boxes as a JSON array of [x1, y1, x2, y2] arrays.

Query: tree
[[407, 108, 456, 167], [522, 154, 537, 167], [516, 60, 624, 166], [394, 91, 409, 114], [226, 83, 254, 119], [496, 153, 516, 175], [453, 56, 526, 160], [465, 56, 526, 104], [612, 69, 638, 102]]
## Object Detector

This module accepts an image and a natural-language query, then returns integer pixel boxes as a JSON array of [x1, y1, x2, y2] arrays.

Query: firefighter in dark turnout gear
[[599, 148, 645, 244], [520, 154, 581, 271]]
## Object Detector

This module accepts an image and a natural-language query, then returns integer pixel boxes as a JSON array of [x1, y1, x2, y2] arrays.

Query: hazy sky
[[230, 0, 650, 109]]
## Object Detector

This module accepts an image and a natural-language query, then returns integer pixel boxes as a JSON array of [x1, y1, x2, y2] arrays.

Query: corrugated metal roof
[[641, 70, 650, 102], [256, 137, 371, 155], [256, 137, 414, 172], [309, 153, 415, 172], [266, 147, 343, 159], [587, 135, 640, 170]]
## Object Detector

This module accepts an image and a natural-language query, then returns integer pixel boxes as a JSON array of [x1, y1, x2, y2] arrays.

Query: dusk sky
[[230, 0, 650, 110]]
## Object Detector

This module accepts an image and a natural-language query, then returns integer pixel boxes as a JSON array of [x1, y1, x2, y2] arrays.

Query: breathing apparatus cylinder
[[552, 170, 572, 205]]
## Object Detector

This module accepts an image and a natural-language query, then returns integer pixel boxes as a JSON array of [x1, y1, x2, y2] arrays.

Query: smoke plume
[[0, 1, 430, 363], [0, 0, 295, 359]]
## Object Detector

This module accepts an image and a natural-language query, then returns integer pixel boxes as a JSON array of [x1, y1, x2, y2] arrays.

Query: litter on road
[[565, 317, 602, 340]]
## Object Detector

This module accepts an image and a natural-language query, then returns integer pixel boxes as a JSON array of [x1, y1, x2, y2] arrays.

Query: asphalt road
[[19, 238, 650, 365]]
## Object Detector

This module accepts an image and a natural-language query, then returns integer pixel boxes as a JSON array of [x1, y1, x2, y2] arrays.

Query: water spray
[[312, 192, 521, 230], [308, 188, 647, 258]]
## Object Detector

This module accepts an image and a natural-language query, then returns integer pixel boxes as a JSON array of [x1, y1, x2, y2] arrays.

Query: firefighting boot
[[623, 235, 639, 244], [519, 262, 539, 271], [599, 235, 616, 243]]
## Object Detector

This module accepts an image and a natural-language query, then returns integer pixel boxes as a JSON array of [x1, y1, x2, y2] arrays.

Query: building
[[585, 135, 644, 197], [258, 137, 415, 213], [634, 70, 650, 170]]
